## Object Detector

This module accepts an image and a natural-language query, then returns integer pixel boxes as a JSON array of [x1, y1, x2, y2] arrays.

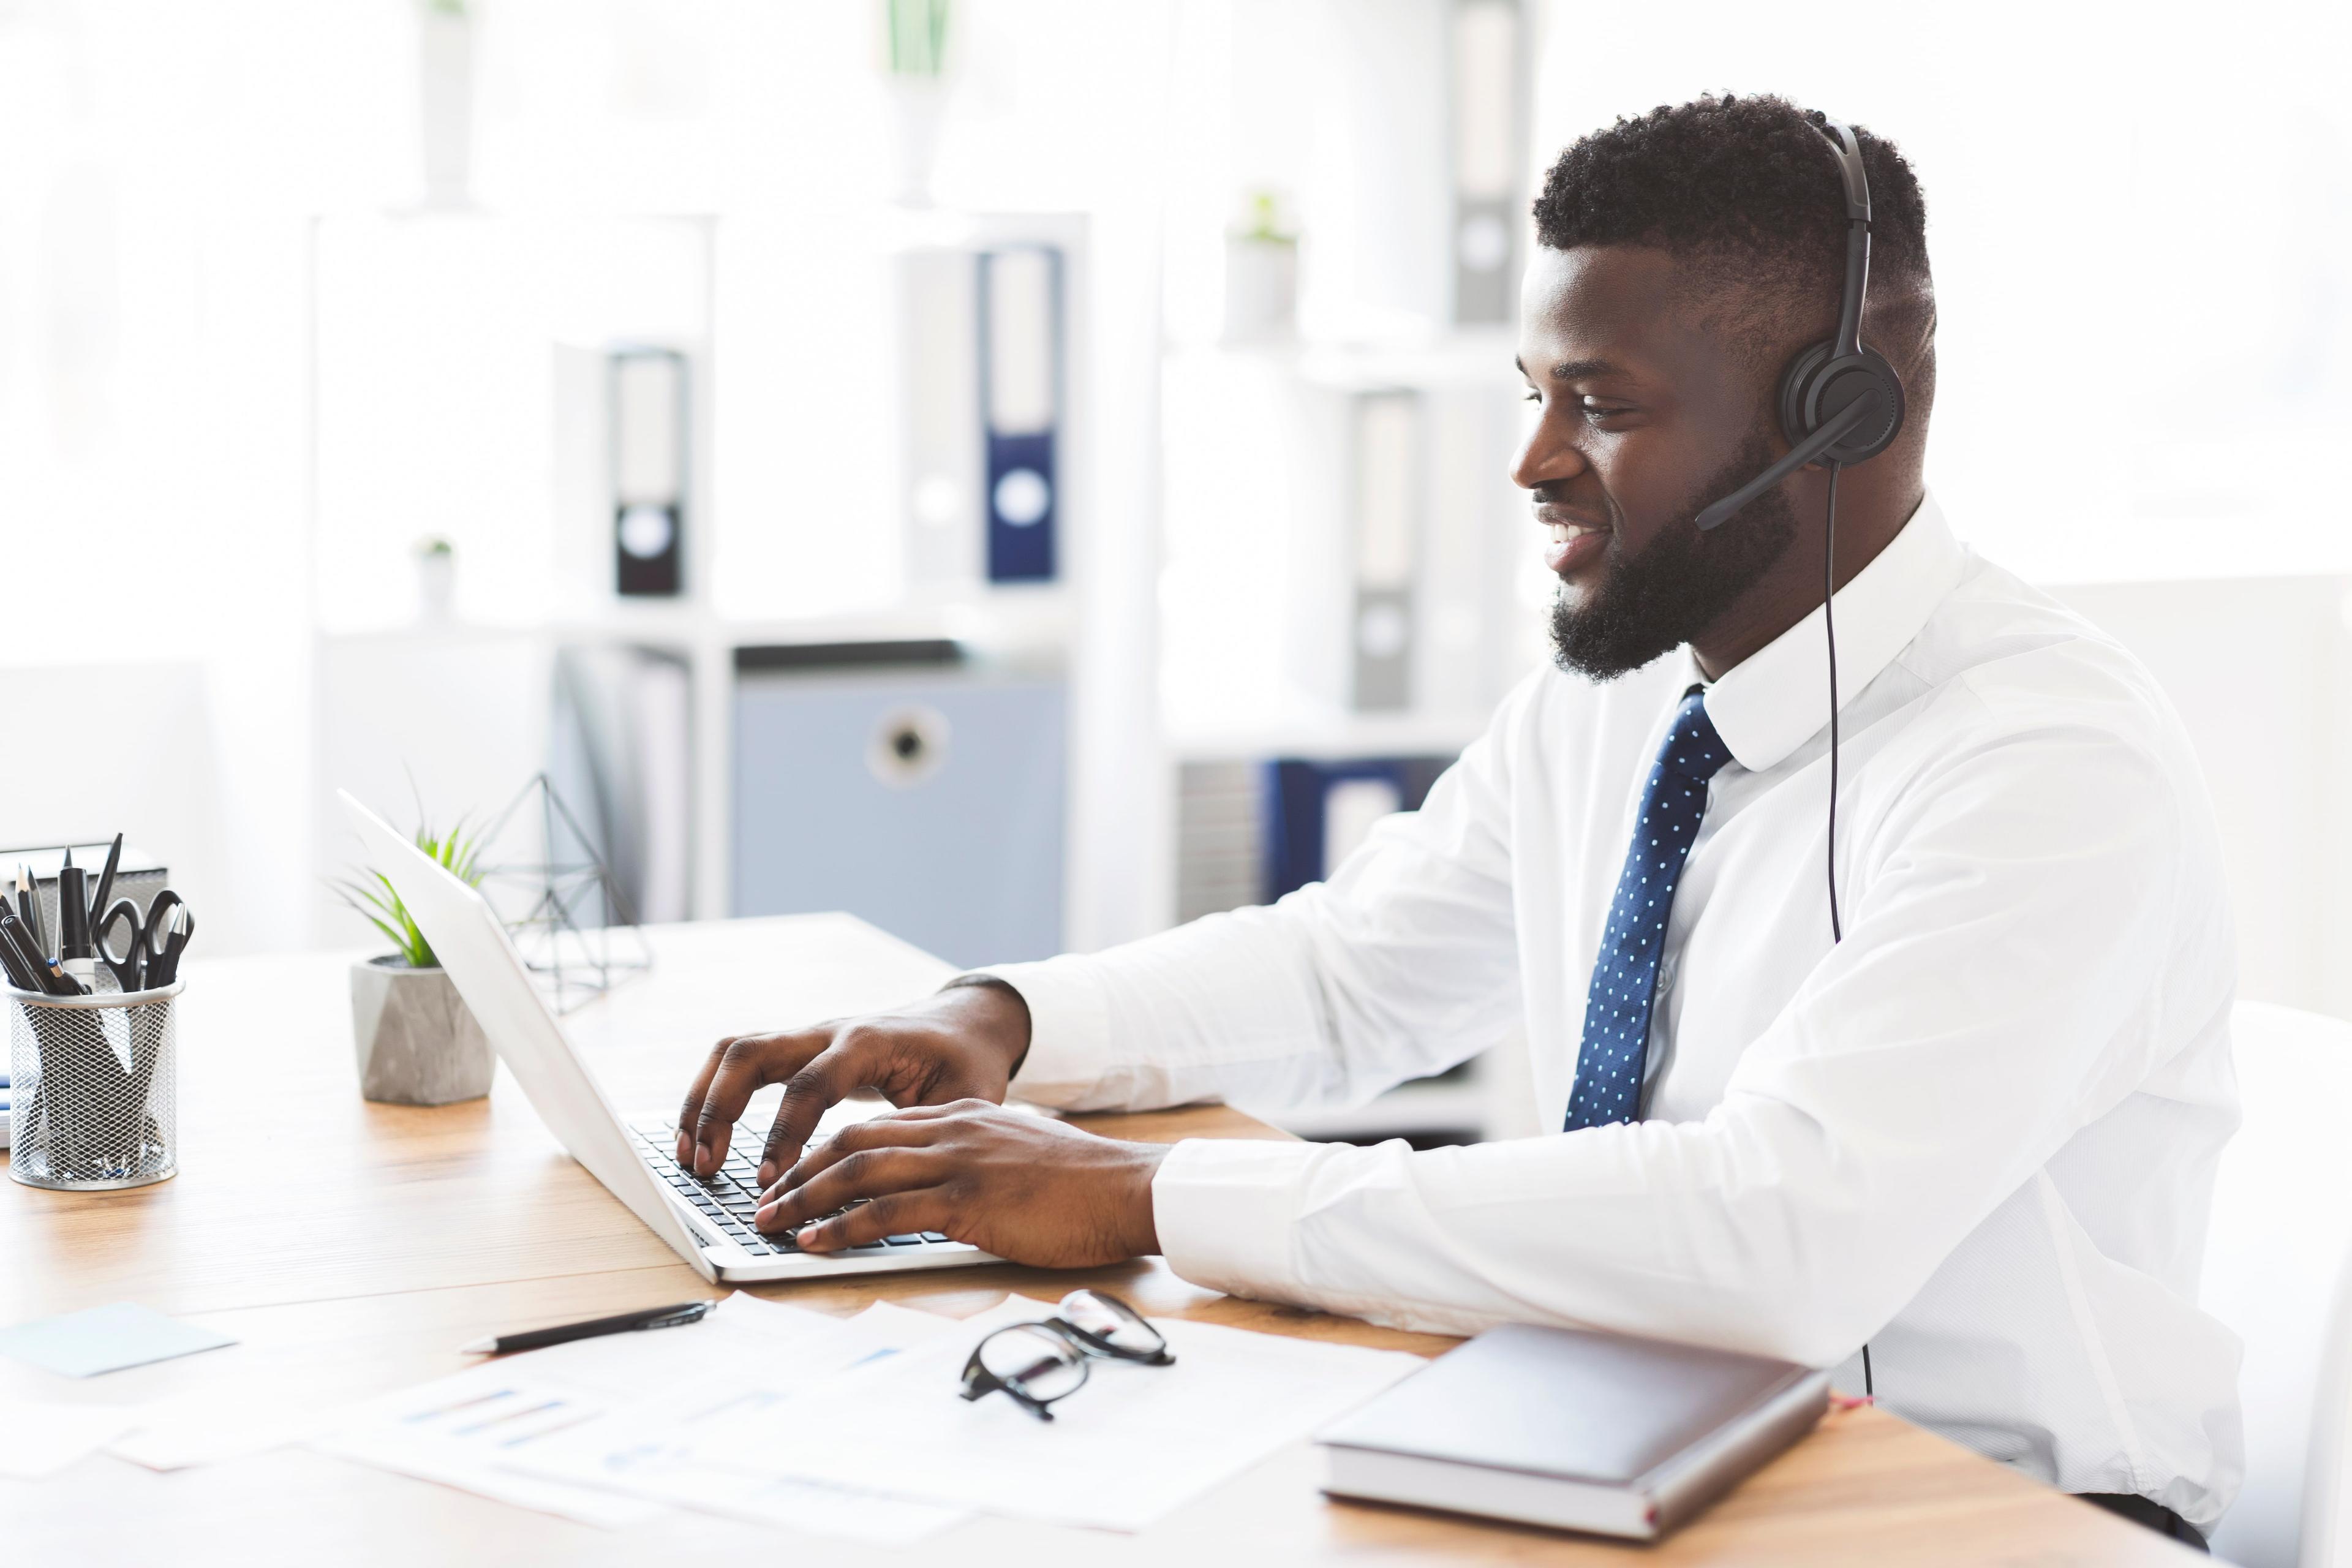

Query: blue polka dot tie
[[1563, 688, 1734, 1131]]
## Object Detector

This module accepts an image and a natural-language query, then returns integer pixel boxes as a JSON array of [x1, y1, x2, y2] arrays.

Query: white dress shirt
[[987, 496, 2243, 1526]]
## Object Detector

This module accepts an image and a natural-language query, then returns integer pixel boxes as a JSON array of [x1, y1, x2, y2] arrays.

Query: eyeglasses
[[959, 1289, 1174, 1421]]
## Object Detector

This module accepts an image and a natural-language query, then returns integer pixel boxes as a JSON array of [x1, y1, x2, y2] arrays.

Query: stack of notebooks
[[1316, 1322, 1831, 1541]]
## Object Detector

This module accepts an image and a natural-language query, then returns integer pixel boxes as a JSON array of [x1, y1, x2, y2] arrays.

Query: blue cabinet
[[731, 651, 1065, 969]]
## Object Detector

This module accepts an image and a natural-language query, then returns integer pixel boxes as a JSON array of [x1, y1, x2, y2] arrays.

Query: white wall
[[2049, 576, 2352, 1023]]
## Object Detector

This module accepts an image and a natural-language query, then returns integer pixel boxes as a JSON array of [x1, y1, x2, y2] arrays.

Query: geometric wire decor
[[477, 772, 652, 1014]]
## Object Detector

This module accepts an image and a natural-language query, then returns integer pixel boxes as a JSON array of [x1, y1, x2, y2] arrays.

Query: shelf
[[1165, 329, 1523, 392], [1165, 707, 1491, 763]]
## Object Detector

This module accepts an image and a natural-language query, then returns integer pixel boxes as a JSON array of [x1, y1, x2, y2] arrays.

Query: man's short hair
[[1531, 94, 1934, 386]]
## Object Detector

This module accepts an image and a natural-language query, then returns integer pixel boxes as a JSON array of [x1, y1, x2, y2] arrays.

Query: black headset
[[1687, 116, 1898, 1400], [1692, 119, 1904, 531]]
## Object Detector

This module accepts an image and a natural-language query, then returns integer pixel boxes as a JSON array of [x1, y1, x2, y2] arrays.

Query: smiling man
[[679, 96, 2240, 1544]]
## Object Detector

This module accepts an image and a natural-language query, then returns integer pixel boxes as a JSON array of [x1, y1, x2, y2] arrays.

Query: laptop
[[342, 790, 1000, 1284]]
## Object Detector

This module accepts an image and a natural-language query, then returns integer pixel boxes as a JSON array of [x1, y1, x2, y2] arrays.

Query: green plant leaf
[[329, 792, 493, 969]]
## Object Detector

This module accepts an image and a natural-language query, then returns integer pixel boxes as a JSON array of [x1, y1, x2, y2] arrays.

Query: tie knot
[[1658, 690, 1732, 781]]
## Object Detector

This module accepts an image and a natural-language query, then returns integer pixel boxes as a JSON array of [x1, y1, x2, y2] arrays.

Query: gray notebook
[[1314, 1321, 1831, 1540]]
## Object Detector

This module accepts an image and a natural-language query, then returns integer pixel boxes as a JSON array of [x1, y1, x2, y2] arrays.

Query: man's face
[[1513, 246, 1797, 680]]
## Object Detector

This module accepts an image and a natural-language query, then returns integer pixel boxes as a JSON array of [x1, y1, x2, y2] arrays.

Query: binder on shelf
[[1350, 391, 1421, 713], [551, 340, 696, 608], [895, 248, 987, 592], [1449, 0, 1527, 326], [892, 242, 1066, 590], [1416, 383, 1521, 715], [981, 246, 1063, 584], [1265, 756, 1454, 900], [610, 347, 688, 598]]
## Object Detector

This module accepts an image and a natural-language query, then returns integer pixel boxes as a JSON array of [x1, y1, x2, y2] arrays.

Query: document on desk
[[310, 1293, 969, 1540], [495, 1300, 970, 1544], [112, 1395, 338, 1471], [684, 1295, 1429, 1532]]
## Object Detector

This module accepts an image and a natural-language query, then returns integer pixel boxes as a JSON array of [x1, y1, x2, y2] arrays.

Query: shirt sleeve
[[983, 680, 1534, 1117], [1145, 706, 2196, 1368]]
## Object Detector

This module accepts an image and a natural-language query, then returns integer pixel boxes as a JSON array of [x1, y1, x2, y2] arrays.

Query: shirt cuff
[[978, 955, 1114, 1104], [1150, 1136, 1324, 1300]]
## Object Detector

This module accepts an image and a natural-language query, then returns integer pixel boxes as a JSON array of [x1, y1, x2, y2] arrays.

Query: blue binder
[[1265, 756, 1454, 902], [979, 247, 1062, 584]]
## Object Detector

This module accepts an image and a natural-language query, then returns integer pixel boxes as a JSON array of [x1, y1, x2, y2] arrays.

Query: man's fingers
[[857, 1098, 982, 1124], [674, 1038, 741, 1165], [783, 1189, 952, 1253], [759, 1110, 956, 1201], [755, 1147, 945, 1234], [687, 1028, 826, 1176], [756, 1036, 876, 1185]]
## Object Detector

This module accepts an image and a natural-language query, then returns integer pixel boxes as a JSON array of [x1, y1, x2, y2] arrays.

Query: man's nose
[[1511, 413, 1588, 493]]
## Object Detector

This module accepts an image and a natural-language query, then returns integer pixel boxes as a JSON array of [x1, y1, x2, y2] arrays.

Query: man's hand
[[673, 979, 1031, 1186], [754, 1101, 1167, 1269]]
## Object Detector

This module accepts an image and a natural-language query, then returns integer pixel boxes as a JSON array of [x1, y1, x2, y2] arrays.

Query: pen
[[55, 860, 94, 993], [13, 864, 44, 958], [88, 834, 123, 932], [0, 904, 74, 996], [459, 1299, 718, 1355], [0, 910, 42, 992]]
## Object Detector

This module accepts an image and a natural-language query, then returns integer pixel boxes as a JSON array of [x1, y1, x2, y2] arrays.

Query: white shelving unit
[[303, 200, 1166, 962]]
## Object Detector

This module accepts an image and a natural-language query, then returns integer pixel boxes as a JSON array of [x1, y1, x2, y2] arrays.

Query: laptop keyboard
[[627, 1121, 956, 1259]]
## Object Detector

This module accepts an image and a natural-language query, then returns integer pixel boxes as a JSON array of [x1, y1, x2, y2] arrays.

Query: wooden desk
[[1, 916, 2193, 1563]]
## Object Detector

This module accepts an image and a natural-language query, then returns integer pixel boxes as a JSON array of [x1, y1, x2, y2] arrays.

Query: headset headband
[[1820, 121, 1871, 360]]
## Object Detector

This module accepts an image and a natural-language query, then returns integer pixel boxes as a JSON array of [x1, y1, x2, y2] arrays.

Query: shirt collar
[[1691, 491, 1965, 773]]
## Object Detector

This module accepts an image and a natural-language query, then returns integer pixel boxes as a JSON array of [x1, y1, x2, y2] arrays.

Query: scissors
[[96, 889, 194, 992]]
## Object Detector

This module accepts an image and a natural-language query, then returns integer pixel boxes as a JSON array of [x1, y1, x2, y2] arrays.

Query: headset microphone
[[1689, 397, 1874, 532], [1686, 116, 1902, 1401]]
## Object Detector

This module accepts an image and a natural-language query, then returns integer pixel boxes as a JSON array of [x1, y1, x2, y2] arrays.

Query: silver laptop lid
[[339, 790, 714, 1275]]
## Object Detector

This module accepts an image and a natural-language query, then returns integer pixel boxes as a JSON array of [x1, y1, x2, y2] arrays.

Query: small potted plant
[[413, 533, 456, 622], [338, 816, 494, 1105]]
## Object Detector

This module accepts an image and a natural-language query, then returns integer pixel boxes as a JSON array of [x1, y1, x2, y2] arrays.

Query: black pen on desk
[[459, 1300, 717, 1356]]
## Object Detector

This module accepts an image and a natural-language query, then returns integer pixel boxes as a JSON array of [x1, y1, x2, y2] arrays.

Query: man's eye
[[1580, 399, 1628, 423], [1522, 388, 1542, 404]]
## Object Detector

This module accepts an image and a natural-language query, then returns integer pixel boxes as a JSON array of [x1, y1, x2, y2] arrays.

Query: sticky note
[[0, 1302, 238, 1378]]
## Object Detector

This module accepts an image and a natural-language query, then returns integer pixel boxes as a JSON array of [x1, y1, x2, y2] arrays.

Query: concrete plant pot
[[350, 956, 492, 1105]]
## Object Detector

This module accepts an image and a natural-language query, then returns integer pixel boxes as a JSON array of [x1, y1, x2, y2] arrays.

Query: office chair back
[[2201, 1001, 2352, 1568]]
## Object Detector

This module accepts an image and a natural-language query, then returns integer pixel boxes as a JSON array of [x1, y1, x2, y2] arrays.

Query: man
[[679, 96, 2240, 1542]]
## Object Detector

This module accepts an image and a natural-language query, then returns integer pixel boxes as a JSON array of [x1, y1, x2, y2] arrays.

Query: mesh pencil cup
[[5, 980, 181, 1190]]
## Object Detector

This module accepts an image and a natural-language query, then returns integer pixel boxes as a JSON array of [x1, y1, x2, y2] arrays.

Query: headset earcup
[[1778, 342, 1906, 466]]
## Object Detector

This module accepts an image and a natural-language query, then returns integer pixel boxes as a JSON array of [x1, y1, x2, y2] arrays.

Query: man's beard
[[1548, 430, 1800, 680]]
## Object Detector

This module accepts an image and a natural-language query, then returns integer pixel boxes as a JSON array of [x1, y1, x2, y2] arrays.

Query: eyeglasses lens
[[978, 1325, 1087, 1403], [1060, 1289, 1166, 1357]]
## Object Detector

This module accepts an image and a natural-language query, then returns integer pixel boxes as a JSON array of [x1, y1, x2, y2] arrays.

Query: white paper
[[309, 1363, 672, 1528], [684, 1295, 1427, 1532], [308, 1293, 971, 1538], [111, 1396, 334, 1471], [307, 1292, 842, 1529], [494, 1298, 970, 1544], [0, 1399, 143, 1478], [119, 1297, 854, 1473]]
